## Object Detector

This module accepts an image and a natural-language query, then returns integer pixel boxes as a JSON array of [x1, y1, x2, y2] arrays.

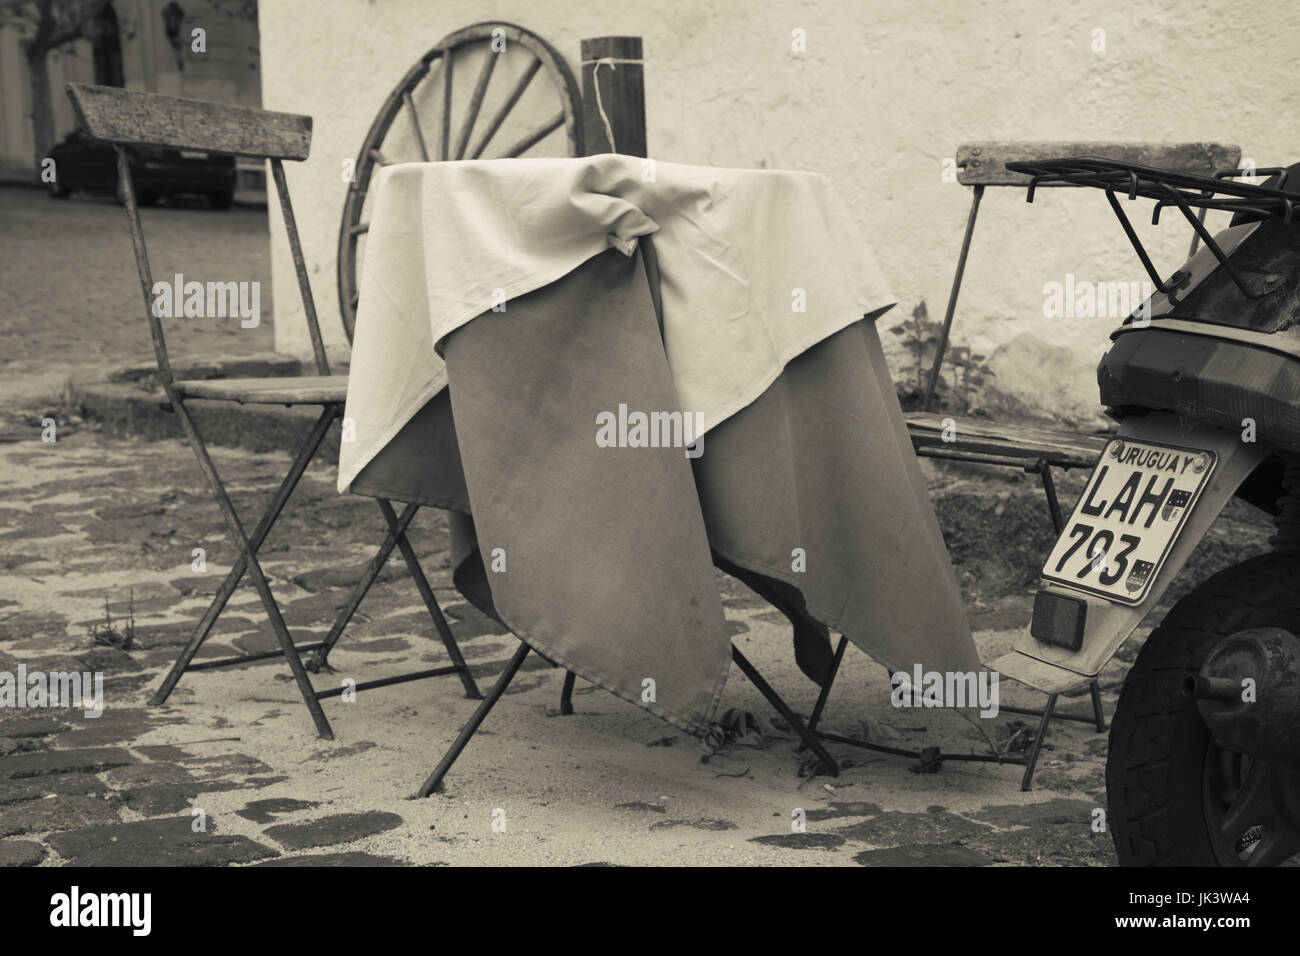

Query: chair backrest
[[63, 83, 329, 385], [66, 82, 312, 159], [956, 141, 1241, 186]]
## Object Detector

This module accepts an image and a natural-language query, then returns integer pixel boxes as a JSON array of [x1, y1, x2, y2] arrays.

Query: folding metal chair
[[66, 83, 480, 741]]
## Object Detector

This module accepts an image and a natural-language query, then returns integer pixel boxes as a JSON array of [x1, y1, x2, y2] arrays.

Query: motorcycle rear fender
[[993, 411, 1269, 695]]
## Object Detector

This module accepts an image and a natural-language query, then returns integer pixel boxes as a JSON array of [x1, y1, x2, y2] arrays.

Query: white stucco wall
[[260, 0, 1300, 421]]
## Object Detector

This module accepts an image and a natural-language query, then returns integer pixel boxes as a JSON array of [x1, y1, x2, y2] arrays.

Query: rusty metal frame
[[804, 635, 1106, 791], [423, 642, 841, 797], [1012, 157, 1300, 307], [305, 499, 480, 700]]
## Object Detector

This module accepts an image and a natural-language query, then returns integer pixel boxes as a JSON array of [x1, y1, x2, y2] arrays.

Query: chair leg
[[150, 406, 337, 708], [923, 183, 984, 410], [306, 499, 419, 673], [1020, 692, 1058, 791], [731, 645, 839, 776], [306, 499, 481, 699], [171, 400, 334, 739], [1089, 679, 1107, 733], [559, 670, 576, 715], [1039, 464, 1065, 535], [418, 641, 530, 797], [806, 635, 849, 735], [378, 498, 482, 700]]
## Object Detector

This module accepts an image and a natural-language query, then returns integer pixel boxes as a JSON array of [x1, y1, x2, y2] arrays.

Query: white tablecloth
[[339, 154, 894, 493]]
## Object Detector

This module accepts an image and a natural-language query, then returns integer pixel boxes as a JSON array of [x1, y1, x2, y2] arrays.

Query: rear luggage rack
[[1005, 157, 1297, 302]]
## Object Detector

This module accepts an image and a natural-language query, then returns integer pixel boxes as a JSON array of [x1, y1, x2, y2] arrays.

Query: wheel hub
[[1202, 745, 1300, 865], [1191, 628, 1300, 865], [1187, 627, 1300, 769]]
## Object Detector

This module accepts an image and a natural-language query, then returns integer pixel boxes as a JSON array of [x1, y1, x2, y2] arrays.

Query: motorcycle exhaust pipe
[[1183, 628, 1300, 769]]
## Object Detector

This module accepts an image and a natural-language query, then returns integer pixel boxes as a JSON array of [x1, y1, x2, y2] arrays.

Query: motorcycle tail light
[[1031, 589, 1087, 651]]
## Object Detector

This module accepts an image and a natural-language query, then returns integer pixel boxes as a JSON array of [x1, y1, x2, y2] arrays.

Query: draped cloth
[[342, 157, 978, 733]]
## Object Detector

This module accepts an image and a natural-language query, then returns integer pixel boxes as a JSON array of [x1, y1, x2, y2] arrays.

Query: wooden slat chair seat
[[905, 412, 1108, 469], [810, 141, 1243, 791], [173, 374, 350, 405], [905, 410, 1111, 536], [66, 82, 481, 742]]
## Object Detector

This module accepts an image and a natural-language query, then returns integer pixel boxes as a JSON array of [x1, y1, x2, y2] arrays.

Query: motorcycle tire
[[1106, 551, 1300, 866]]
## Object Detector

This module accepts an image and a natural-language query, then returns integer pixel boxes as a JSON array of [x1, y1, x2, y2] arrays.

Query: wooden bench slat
[[174, 375, 347, 405], [906, 412, 1109, 469], [66, 83, 312, 160], [956, 141, 1240, 187]]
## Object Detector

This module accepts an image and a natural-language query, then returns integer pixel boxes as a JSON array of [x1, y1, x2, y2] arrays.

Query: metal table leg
[[559, 670, 577, 715], [732, 645, 839, 776], [417, 642, 531, 797]]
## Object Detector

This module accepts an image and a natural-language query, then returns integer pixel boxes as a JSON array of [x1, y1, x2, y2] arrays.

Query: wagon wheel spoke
[[499, 111, 564, 159], [469, 57, 540, 159], [403, 91, 430, 161], [453, 48, 499, 160], [440, 47, 454, 161]]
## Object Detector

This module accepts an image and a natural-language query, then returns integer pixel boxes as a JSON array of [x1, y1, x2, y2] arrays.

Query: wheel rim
[[337, 21, 585, 343], [1202, 737, 1300, 866]]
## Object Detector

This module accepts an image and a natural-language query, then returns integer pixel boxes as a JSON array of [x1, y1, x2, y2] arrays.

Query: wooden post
[[579, 37, 646, 157]]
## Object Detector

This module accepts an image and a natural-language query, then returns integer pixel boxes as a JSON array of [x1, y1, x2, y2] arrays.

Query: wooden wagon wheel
[[337, 22, 585, 343]]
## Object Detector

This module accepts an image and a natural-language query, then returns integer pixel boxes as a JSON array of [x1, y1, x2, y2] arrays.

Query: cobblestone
[[255, 851, 406, 867], [235, 797, 320, 824], [0, 839, 47, 867], [853, 845, 992, 867], [0, 792, 122, 837], [262, 811, 404, 850], [0, 747, 136, 780], [45, 817, 280, 866]]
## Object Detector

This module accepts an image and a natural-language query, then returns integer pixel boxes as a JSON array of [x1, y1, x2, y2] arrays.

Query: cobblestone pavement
[[0, 423, 1139, 867], [0, 187, 275, 399]]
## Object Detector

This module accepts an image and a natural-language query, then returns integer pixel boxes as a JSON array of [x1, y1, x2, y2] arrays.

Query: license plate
[[179, 150, 208, 160], [1041, 438, 1216, 604]]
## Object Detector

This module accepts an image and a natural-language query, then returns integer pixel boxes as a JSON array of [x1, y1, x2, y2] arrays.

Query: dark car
[[45, 129, 236, 209]]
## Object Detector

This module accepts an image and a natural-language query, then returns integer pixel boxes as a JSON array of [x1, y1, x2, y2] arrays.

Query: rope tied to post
[[581, 56, 641, 153]]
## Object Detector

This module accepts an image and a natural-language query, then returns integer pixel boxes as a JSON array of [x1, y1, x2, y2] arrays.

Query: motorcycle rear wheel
[[1106, 552, 1300, 866]]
